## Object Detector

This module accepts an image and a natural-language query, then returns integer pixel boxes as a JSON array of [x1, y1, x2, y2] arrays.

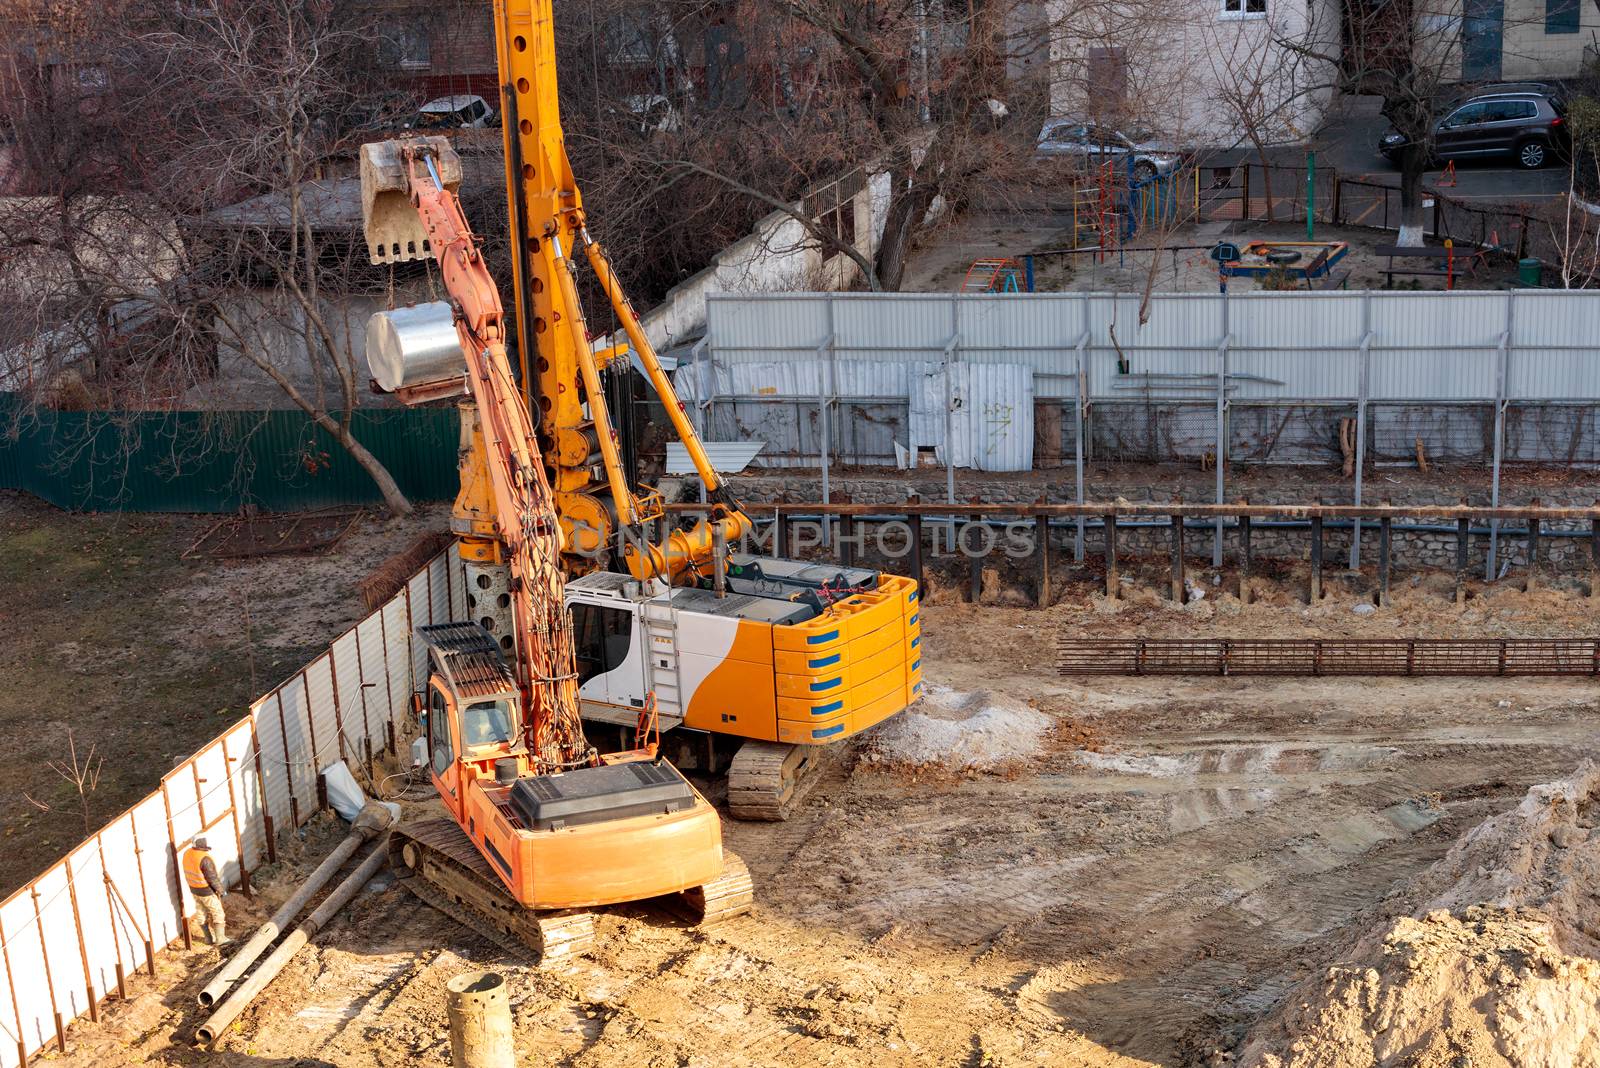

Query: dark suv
[[1379, 88, 1568, 169]]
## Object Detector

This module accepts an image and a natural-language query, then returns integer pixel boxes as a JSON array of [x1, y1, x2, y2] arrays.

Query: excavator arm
[[365, 138, 589, 769]]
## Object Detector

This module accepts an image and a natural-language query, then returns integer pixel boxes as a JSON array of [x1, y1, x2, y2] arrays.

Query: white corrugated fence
[[0, 546, 467, 1066]]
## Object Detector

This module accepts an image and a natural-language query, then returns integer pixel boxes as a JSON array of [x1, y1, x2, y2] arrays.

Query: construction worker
[[182, 836, 232, 947]]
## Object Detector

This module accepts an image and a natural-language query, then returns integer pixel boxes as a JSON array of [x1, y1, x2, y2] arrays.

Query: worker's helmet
[[192, 836, 209, 851]]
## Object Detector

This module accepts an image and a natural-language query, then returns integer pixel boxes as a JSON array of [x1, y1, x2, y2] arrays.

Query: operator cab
[[564, 556, 884, 732]]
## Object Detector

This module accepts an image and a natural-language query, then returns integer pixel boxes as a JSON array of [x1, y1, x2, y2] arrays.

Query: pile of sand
[[861, 685, 1053, 771], [1237, 762, 1600, 1068]]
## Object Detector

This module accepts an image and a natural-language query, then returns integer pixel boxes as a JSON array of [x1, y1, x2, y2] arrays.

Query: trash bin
[[1518, 258, 1542, 287]]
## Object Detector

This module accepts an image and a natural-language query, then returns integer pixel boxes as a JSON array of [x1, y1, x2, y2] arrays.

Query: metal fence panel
[[274, 679, 317, 824], [1, 891, 51, 1062], [304, 654, 340, 771], [32, 864, 90, 1029], [331, 632, 371, 771], [0, 399, 458, 512], [382, 594, 414, 742], [94, 816, 147, 990], [62, 845, 116, 1011], [250, 694, 293, 834], [223, 719, 267, 873], [128, 792, 182, 951], [407, 573, 431, 690]]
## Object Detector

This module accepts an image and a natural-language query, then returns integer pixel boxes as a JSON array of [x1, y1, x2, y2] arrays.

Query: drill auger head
[[358, 134, 463, 266]]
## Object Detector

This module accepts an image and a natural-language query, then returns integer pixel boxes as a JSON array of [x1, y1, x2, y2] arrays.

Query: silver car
[[1034, 119, 1181, 182]]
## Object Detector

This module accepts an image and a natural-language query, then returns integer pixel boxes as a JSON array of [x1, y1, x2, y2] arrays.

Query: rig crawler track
[[393, 819, 754, 965], [1059, 637, 1600, 677]]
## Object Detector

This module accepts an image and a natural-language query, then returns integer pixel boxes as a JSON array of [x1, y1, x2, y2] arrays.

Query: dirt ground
[[36, 575, 1600, 1068], [901, 212, 1520, 295], [0, 491, 451, 896]]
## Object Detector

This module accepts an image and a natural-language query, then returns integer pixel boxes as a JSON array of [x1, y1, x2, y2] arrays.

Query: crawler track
[[393, 819, 595, 965], [727, 741, 830, 821], [393, 819, 754, 964]]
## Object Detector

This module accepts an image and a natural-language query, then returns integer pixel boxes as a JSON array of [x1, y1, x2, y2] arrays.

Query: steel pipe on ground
[[195, 835, 390, 1046], [199, 802, 394, 1008]]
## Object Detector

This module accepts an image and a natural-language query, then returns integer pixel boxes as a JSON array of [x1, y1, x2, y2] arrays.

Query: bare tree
[[109, 0, 418, 514]]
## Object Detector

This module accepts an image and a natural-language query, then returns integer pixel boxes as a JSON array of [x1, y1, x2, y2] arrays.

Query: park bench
[[1299, 247, 1351, 291], [1375, 243, 1475, 290]]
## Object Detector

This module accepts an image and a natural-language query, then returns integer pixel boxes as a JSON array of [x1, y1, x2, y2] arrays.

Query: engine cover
[[510, 760, 696, 832]]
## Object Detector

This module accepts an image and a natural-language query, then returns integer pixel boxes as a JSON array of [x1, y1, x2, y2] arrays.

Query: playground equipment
[[960, 257, 1024, 293], [1216, 240, 1349, 284]]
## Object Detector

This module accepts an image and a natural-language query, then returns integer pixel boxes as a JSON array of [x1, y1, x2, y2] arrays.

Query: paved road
[[1299, 94, 1568, 206]]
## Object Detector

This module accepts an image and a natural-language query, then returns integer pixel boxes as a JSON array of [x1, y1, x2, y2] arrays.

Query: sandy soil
[[37, 581, 1600, 1068], [0, 492, 450, 894]]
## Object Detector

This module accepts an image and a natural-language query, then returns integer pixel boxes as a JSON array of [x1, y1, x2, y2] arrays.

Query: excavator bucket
[[359, 135, 463, 266]]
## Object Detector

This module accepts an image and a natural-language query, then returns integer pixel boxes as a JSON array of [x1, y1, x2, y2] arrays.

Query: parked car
[[1379, 88, 1567, 169], [1034, 119, 1181, 182], [407, 94, 498, 131]]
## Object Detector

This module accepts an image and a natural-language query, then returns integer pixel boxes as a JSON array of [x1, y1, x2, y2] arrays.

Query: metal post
[[1488, 294, 1513, 579], [1214, 330, 1227, 567], [1073, 329, 1090, 562], [816, 330, 834, 542], [1035, 513, 1051, 608], [943, 325, 960, 534], [1350, 318, 1373, 569], [1103, 513, 1119, 599], [712, 524, 727, 599], [1378, 506, 1393, 606], [1591, 507, 1600, 599], [908, 513, 925, 594], [1170, 510, 1186, 603], [1526, 501, 1540, 592], [1310, 511, 1324, 603], [1239, 500, 1253, 604], [447, 972, 515, 1068], [1306, 151, 1316, 240], [692, 337, 710, 506]]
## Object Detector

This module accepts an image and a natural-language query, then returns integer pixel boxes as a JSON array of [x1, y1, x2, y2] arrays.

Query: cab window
[[570, 603, 634, 685], [461, 698, 516, 748], [428, 684, 453, 775]]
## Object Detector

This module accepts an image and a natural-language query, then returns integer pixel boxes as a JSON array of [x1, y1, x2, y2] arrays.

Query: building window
[[380, 23, 432, 70], [1546, 0, 1580, 34], [1221, 0, 1267, 17]]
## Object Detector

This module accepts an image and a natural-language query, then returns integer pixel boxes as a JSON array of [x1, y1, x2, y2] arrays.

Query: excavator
[[361, 0, 923, 825], [359, 135, 752, 962]]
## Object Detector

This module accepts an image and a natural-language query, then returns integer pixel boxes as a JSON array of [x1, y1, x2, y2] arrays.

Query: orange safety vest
[[182, 847, 213, 893]]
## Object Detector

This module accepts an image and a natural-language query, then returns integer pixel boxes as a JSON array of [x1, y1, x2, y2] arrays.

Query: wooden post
[[839, 513, 855, 567], [1103, 514, 1119, 599], [1035, 513, 1051, 608], [1170, 511, 1186, 604], [772, 510, 787, 561], [1455, 509, 1470, 605]]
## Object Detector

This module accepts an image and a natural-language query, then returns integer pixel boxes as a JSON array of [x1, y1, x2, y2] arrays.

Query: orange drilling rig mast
[[365, 0, 922, 826], [360, 138, 750, 961]]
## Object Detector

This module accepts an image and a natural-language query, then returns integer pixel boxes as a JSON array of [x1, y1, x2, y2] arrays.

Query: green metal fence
[[0, 395, 459, 511]]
